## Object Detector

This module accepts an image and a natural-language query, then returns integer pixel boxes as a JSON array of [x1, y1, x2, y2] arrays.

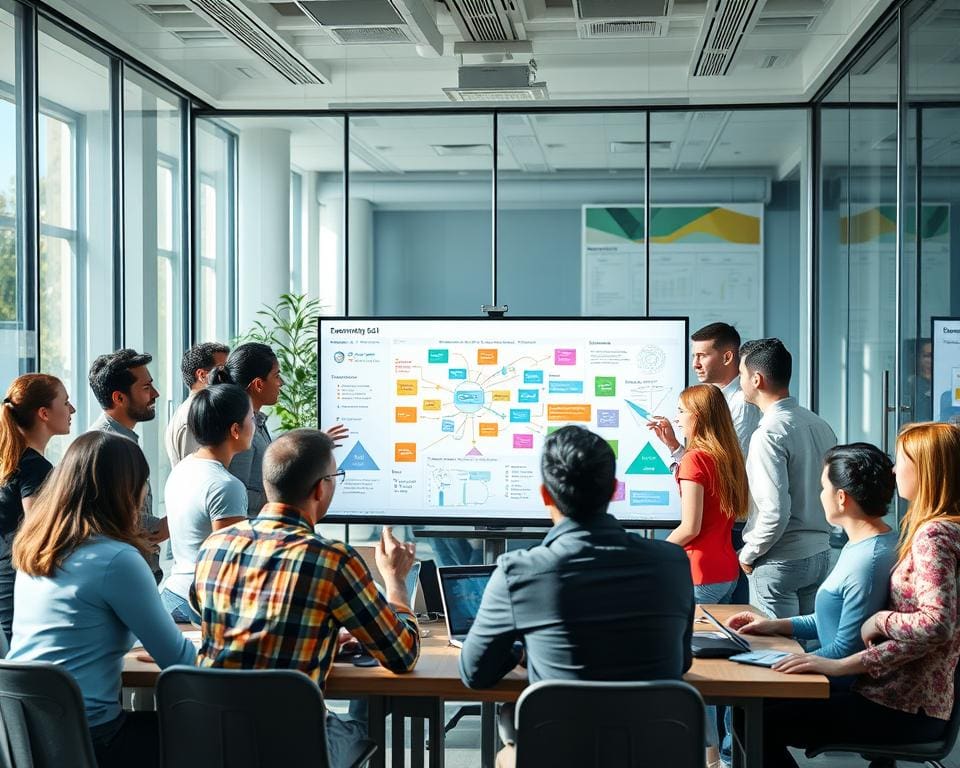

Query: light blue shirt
[[741, 397, 838, 564], [790, 530, 897, 663], [8, 536, 196, 727], [164, 455, 247, 600]]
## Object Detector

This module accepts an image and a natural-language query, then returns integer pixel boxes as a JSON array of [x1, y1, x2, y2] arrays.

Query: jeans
[[747, 550, 831, 619], [327, 700, 369, 768], [159, 588, 201, 625], [91, 712, 160, 768], [693, 579, 737, 748]]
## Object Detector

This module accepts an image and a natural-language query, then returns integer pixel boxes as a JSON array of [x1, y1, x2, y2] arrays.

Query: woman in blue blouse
[[727, 442, 898, 683], [8, 431, 196, 768]]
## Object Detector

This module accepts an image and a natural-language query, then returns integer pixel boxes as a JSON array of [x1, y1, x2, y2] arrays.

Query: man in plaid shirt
[[191, 428, 420, 767]]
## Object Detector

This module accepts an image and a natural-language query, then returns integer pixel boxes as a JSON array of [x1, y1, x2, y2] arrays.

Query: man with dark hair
[[649, 322, 760, 458], [88, 349, 168, 582], [459, 426, 694, 767], [738, 338, 837, 619], [164, 342, 230, 466], [191, 428, 420, 768]]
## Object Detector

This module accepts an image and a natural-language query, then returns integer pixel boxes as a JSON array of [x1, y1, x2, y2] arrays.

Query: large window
[[0, 1, 23, 386], [123, 68, 186, 505], [196, 118, 236, 344], [37, 19, 114, 459]]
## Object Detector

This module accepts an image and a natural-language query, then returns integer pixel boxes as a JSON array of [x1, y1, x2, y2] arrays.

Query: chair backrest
[[157, 666, 332, 768], [936, 661, 960, 758], [0, 660, 98, 768], [514, 679, 705, 768]]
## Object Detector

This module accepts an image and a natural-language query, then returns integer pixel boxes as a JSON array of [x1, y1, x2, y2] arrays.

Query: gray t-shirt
[[163, 455, 247, 599], [164, 393, 200, 468]]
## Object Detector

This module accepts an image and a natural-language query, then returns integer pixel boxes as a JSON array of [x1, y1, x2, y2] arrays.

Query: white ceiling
[[43, 0, 900, 108]]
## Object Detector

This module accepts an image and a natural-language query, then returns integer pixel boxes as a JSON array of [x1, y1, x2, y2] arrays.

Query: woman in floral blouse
[[760, 422, 960, 767]]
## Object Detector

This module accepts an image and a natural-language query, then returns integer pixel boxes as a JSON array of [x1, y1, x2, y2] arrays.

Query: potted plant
[[238, 293, 320, 431]]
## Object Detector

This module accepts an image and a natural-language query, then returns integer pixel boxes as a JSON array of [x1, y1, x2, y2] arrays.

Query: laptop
[[691, 607, 752, 658], [437, 565, 496, 647]]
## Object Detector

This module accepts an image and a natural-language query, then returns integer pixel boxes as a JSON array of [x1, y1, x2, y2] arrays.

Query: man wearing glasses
[[191, 428, 421, 768]]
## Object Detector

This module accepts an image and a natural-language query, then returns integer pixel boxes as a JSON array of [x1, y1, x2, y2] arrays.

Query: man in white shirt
[[738, 337, 837, 619], [164, 342, 229, 467]]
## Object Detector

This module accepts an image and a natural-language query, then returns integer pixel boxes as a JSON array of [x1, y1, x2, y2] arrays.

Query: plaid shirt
[[191, 503, 420, 686]]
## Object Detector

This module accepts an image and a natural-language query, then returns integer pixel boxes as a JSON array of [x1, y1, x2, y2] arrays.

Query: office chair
[[509, 679, 705, 767], [157, 666, 377, 768], [0, 660, 99, 768], [805, 664, 960, 768]]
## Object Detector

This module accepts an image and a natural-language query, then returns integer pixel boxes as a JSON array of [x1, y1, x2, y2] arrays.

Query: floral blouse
[[855, 519, 960, 720]]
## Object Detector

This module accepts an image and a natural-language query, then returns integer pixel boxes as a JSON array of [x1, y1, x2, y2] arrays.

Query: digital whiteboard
[[932, 317, 960, 423], [318, 318, 688, 526]]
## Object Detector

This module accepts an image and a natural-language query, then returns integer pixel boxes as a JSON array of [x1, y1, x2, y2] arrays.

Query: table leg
[[481, 701, 496, 768], [411, 717, 425, 768], [368, 696, 388, 768], [741, 700, 763, 768], [392, 707, 406, 768], [427, 699, 445, 768]]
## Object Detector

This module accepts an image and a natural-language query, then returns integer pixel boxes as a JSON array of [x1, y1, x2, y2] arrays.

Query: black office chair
[[510, 679, 705, 767], [0, 660, 99, 768], [157, 666, 377, 768], [804, 664, 960, 768]]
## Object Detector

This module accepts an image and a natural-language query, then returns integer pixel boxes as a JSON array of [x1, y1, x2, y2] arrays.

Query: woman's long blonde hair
[[895, 422, 960, 564], [13, 431, 150, 577], [679, 384, 749, 521]]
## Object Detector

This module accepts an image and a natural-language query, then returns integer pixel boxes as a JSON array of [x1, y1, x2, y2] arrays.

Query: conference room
[[1, 0, 960, 766]]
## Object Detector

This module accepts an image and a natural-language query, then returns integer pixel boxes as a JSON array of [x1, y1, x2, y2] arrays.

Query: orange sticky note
[[395, 407, 417, 423], [394, 443, 417, 462], [396, 380, 418, 396], [477, 349, 498, 365], [479, 422, 499, 437], [547, 404, 592, 422]]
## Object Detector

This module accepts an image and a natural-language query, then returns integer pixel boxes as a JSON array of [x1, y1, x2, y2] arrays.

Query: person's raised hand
[[375, 526, 416, 583], [646, 416, 680, 453], [324, 424, 349, 447]]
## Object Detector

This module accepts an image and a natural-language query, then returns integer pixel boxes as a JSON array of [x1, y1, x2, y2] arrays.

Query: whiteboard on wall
[[581, 204, 764, 341], [931, 317, 960, 423]]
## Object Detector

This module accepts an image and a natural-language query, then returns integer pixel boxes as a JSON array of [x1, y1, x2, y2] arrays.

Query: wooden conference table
[[122, 604, 828, 768]]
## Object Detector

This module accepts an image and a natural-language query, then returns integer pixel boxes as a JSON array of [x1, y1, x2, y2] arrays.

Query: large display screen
[[318, 318, 688, 525]]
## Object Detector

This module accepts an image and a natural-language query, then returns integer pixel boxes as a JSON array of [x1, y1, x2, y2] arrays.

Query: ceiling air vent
[[298, 1, 443, 53], [187, 0, 327, 84], [691, 0, 768, 77], [578, 19, 665, 38], [327, 26, 415, 44], [172, 29, 229, 43], [445, 0, 518, 42]]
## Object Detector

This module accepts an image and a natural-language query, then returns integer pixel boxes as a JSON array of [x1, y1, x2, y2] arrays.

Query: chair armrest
[[344, 738, 378, 767]]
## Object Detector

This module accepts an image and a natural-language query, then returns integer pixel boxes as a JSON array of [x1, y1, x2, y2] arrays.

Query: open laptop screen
[[438, 565, 495, 638]]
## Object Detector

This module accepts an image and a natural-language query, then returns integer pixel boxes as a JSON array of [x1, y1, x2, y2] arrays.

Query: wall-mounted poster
[[581, 204, 764, 341]]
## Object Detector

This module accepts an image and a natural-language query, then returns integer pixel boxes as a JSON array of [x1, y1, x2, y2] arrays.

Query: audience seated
[[190, 428, 420, 768], [164, 342, 230, 467], [728, 442, 897, 689], [7, 431, 196, 768], [652, 383, 748, 765], [0, 374, 74, 644], [758, 422, 960, 767], [160, 383, 252, 624], [87, 349, 169, 582], [458, 425, 695, 768]]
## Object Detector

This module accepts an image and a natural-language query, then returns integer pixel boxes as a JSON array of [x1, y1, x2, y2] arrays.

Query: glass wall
[[349, 113, 494, 316], [123, 68, 186, 499], [195, 118, 236, 344], [496, 112, 644, 316], [37, 18, 114, 458]]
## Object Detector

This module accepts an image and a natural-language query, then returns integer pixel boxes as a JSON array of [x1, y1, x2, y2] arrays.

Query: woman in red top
[[668, 384, 749, 602], [656, 383, 748, 767]]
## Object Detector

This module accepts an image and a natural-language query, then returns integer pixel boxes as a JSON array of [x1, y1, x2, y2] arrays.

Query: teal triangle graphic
[[625, 399, 650, 419], [339, 441, 379, 471], [626, 442, 671, 475]]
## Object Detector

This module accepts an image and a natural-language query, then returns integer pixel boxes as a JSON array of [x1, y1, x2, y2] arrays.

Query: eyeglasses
[[319, 470, 346, 486]]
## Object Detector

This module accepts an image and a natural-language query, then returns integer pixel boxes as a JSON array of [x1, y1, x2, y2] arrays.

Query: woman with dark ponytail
[[209, 342, 348, 514], [207, 343, 282, 513], [0, 374, 75, 642], [161, 383, 253, 623]]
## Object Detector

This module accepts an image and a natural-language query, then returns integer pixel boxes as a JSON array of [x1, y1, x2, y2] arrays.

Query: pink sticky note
[[513, 434, 534, 449], [612, 481, 626, 502], [555, 348, 577, 366]]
